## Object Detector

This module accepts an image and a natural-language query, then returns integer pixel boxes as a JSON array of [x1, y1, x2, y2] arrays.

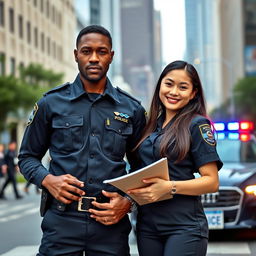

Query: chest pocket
[[103, 119, 133, 160], [51, 115, 84, 153]]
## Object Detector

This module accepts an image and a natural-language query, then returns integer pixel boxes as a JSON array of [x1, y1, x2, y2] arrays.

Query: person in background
[[0, 141, 23, 200], [0, 143, 6, 189], [18, 25, 146, 256], [128, 60, 223, 256]]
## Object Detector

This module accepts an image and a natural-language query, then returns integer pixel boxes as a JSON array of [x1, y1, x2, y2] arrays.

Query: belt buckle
[[78, 196, 96, 212]]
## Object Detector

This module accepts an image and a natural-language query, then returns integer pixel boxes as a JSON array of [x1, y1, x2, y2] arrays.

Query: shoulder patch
[[199, 124, 216, 146], [116, 87, 141, 104], [44, 82, 70, 96], [27, 103, 39, 126]]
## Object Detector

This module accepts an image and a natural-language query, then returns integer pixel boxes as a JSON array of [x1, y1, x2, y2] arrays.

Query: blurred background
[[0, 0, 256, 147]]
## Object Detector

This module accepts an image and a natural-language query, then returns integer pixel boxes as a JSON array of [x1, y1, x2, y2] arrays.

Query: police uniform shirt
[[18, 75, 146, 198], [135, 115, 223, 239]]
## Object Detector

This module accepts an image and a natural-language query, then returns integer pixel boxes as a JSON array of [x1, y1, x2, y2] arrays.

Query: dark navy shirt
[[18, 75, 146, 197], [135, 115, 223, 238]]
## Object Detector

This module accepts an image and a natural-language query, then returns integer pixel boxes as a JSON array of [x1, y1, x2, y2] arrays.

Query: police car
[[203, 121, 256, 230]]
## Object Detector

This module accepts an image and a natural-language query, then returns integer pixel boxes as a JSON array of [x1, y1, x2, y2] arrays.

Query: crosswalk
[[0, 242, 252, 256], [0, 202, 253, 256], [0, 202, 39, 223]]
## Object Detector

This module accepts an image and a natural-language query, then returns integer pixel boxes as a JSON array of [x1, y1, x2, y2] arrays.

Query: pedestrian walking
[[0, 143, 6, 189], [0, 141, 23, 200]]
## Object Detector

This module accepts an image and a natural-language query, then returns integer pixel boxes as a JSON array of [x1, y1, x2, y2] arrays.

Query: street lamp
[[194, 57, 235, 119]]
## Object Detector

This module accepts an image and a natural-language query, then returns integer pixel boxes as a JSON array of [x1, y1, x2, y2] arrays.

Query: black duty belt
[[52, 195, 109, 212]]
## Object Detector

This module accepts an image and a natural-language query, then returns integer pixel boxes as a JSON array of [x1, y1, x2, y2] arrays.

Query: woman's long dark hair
[[136, 60, 207, 162]]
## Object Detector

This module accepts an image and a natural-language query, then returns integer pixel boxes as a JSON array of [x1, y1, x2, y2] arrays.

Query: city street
[[0, 184, 256, 256]]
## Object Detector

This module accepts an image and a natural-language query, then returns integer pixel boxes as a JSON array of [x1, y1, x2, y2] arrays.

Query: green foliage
[[211, 76, 256, 123], [234, 76, 256, 122], [0, 63, 64, 131]]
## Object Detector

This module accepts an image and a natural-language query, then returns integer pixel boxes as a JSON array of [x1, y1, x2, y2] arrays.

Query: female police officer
[[128, 60, 223, 256]]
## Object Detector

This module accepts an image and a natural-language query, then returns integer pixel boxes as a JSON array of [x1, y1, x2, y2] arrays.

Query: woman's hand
[[128, 177, 171, 203]]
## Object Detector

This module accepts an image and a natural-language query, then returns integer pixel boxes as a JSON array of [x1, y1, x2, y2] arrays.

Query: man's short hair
[[76, 25, 112, 48]]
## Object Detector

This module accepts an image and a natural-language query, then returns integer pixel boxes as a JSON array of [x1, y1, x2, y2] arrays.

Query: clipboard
[[103, 158, 172, 205]]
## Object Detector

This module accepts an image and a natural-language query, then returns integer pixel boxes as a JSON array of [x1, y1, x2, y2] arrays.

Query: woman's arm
[[128, 161, 219, 203]]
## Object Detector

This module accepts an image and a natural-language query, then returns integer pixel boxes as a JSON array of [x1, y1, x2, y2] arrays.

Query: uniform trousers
[[37, 207, 131, 256], [137, 230, 208, 256]]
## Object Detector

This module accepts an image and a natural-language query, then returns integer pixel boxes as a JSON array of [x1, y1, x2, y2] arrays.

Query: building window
[[47, 37, 50, 55], [0, 52, 5, 75], [18, 15, 23, 38], [52, 5, 55, 23], [46, 0, 49, 18], [53, 41, 56, 58], [41, 32, 44, 51], [34, 27, 38, 47], [10, 57, 15, 75], [9, 8, 14, 33], [40, 0, 44, 13], [27, 21, 31, 43], [19, 62, 24, 77], [0, 1, 4, 27], [59, 13, 62, 28]]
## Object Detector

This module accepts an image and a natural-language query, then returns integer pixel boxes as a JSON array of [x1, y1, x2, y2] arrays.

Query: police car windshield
[[216, 139, 256, 163]]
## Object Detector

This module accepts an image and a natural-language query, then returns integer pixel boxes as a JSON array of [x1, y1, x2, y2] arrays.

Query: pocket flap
[[52, 115, 83, 128], [105, 121, 133, 135]]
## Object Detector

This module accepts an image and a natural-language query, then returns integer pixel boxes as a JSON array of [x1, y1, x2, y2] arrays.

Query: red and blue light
[[213, 121, 254, 142]]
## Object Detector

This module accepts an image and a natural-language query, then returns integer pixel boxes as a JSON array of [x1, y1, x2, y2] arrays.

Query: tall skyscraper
[[184, 0, 244, 115], [120, 0, 162, 108]]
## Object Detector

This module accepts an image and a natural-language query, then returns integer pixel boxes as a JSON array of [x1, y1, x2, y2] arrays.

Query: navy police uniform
[[18, 75, 146, 256], [134, 115, 223, 256]]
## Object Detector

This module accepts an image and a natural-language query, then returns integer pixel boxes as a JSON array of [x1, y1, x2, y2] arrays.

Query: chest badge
[[114, 112, 129, 123]]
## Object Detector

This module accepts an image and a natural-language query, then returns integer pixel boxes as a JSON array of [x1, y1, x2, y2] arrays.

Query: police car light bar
[[214, 121, 254, 132]]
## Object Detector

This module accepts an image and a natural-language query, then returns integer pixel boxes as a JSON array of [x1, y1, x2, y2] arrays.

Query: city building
[[0, 0, 77, 81], [184, 0, 244, 116], [120, 0, 162, 108], [0, 0, 77, 143], [244, 0, 256, 76]]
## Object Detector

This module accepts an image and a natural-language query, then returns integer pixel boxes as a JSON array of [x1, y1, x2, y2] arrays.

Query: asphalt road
[[0, 183, 256, 256]]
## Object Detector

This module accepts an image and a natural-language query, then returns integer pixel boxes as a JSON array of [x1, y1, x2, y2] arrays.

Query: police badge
[[27, 103, 39, 126]]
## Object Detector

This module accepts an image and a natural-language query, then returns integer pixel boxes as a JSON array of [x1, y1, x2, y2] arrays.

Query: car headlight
[[245, 185, 256, 196]]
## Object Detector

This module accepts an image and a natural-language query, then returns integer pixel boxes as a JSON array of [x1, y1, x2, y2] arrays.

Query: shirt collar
[[70, 74, 120, 103]]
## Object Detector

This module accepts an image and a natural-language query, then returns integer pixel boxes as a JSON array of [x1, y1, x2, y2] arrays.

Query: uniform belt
[[52, 195, 109, 212]]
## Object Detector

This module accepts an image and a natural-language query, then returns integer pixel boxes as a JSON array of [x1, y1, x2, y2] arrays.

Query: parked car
[[203, 121, 256, 230]]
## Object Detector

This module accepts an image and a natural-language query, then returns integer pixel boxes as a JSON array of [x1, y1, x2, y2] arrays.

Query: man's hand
[[89, 190, 131, 225], [42, 174, 85, 204]]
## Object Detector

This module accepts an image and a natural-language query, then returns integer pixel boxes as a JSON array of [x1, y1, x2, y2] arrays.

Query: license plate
[[205, 210, 224, 230]]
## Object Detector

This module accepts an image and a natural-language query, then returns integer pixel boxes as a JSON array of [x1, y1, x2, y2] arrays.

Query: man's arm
[[18, 98, 51, 188], [18, 98, 85, 203]]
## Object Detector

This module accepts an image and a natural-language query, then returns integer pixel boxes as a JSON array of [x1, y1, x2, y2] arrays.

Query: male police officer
[[18, 25, 146, 256]]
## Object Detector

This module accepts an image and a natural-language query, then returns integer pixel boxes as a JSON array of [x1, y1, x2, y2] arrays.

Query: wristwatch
[[171, 180, 177, 196], [124, 195, 137, 212]]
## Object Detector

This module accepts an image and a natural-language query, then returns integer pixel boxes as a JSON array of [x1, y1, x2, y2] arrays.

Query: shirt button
[[91, 133, 95, 137], [90, 154, 94, 158], [118, 129, 122, 133], [65, 123, 69, 127], [89, 178, 93, 184]]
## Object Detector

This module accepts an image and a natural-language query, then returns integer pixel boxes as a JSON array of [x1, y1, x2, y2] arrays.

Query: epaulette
[[116, 87, 141, 104], [43, 82, 70, 96]]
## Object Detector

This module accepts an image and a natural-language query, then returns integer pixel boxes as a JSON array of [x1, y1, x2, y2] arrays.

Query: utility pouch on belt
[[40, 188, 52, 217]]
